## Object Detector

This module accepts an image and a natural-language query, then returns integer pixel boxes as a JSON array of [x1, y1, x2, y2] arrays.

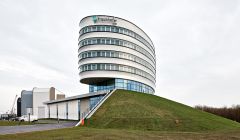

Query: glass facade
[[89, 78, 154, 94], [79, 25, 155, 54], [89, 95, 104, 110]]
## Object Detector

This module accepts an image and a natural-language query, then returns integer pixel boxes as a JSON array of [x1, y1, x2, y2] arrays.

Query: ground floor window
[[89, 78, 154, 94]]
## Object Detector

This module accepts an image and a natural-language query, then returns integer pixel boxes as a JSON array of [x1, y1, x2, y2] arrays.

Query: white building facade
[[20, 87, 65, 119], [45, 91, 107, 120], [78, 15, 156, 94]]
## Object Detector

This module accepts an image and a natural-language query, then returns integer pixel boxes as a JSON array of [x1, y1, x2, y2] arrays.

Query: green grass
[[1, 127, 240, 140], [84, 89, 240, 131], [0, 120, 32, 126], [1, 89, 240, 140]]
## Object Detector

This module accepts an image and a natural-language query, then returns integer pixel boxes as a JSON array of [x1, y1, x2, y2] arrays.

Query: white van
[[19, 115, 38, 122]]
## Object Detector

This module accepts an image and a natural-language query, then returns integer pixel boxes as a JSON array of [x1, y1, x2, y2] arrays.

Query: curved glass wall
[[79, 50, 155, 74], [89, 78, 154, 94], [78, 37, 155, 65], [79, 25, 155, 54], [79, 63, 155, 83]]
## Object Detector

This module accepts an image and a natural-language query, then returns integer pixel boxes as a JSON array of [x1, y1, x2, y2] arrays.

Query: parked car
[[0, 114, 16, 120], [19, 115, 38, 122]]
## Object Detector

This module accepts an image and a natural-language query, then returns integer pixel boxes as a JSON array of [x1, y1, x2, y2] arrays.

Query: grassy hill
[[84, 89, 240, 132]]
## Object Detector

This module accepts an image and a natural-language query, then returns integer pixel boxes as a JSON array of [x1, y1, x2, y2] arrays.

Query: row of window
[[78, 37, 155, 64], [79, 63, 155, 83], [89, 78, 154, 94], [79, 25, 155, 54], [78, 50, 156, 74]]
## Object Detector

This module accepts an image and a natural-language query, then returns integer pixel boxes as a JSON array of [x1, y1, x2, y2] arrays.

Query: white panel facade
[[57, 102, 67, 119], [49, 104, 57, 119], [32, 88, 50, 119], [68, 100, 78, 120]]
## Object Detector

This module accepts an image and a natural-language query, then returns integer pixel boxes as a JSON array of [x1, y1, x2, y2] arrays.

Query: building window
[[90, 96, 104, 110], [89, 78, 154, 94], [79, 37, 155, 65], [79, 25, 155, 55]]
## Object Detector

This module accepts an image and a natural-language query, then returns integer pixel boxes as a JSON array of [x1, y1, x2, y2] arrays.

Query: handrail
[[75, 89, 116, 127]]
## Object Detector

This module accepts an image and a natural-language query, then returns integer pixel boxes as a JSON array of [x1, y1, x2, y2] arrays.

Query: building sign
[[92, 16, 117, 25]]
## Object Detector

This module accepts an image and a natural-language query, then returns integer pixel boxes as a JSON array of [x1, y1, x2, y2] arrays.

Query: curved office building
[[78, 15, 156, 94]]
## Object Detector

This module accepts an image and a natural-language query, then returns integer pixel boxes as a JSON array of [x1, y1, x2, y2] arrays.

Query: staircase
[[75, 89, 116, 127]]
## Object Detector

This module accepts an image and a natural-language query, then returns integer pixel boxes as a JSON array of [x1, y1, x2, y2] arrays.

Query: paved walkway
[[0, 122, 77, 135]]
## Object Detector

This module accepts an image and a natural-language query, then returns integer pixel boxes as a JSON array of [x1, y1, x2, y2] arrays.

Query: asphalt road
[[0, 122, 77, 135]]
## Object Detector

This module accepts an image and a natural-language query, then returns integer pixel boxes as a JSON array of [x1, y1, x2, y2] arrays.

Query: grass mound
[[85, 89, 240, 131]]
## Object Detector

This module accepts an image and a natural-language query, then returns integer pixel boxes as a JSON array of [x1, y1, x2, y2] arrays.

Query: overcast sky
[[0, 0, 240, 113]]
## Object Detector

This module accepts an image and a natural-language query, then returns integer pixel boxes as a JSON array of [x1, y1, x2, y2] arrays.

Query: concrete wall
[[56, 94, 65, 100]]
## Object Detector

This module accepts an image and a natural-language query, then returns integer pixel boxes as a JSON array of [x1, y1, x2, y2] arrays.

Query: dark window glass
[[115, 52, 119, 57], [88, 52, 91, 57], [106, 64, 110, 70], [97, 64, 100, 70], [115, 27, 119, 32], [106, 52, 110, 57], [101, 51, 105, 57], [110, 52, 114, 57], [101, 26, 105, 31], [106, 39, 110, 44], [88, 65, 91, 70], [97, 39, 101, 44], [115, 40, 119, 45], [119, 41, 123, 46], [92, 64, 96, 70], [87, 40, 91, 44], [111, 39, 115, 44], [97, 51, 101, 57], [92, 26, 97, 31], [101, 39, 105, 44], [92, 39, 97, 44], [106, 26, 110, 31], [97, 26, 101, 31]]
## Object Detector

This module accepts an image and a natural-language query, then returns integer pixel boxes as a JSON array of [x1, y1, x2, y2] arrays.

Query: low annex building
[[44, 90, 109, 120]]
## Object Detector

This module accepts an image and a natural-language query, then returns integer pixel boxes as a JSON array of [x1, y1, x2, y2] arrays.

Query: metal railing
[[75, 89, 116, 127]]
